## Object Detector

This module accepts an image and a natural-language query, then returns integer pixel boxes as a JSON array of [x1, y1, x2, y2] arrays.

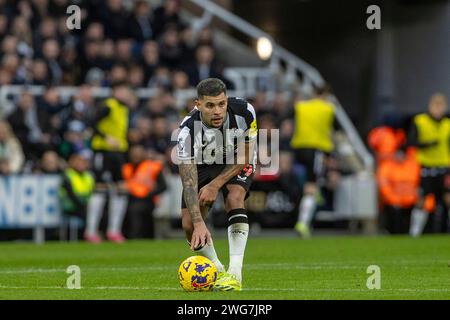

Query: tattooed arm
[[211, 139, 255, 189], [179, 162, 202, 224], [179, 161, 212, 249]]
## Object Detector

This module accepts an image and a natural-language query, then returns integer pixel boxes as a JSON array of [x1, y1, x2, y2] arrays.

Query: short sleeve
[[177, 126, 194, 161]]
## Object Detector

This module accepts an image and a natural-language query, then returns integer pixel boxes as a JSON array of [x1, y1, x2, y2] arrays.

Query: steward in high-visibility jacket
[[121, 144, 167, 239], [407, 93, 450, 236], [59, 150, 95, 218], [377, 148, 435, 212], [90, 81, 132, 184], [122, 159, 166, 200], [410, 113, 450, 168], [288, 84, 339, 238], [290, 94, 337, 183]]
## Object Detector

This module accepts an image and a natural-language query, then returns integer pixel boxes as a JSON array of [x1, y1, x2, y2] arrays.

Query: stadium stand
[[0, 0, 378, 243]]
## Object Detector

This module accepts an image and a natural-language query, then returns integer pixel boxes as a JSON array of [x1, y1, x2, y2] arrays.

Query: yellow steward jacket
[[290, 98, 335, 152], [414, 113, 450, 167], [91, 98, 129, 152]]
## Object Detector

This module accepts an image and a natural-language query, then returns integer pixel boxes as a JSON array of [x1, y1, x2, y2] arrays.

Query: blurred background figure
[[122, 144, 166, 239], [290, 85, 337, 238], [376, 147, 435, 234], [87, 81, 133, 244], [33, 150, 63, 174], [59, 149, 95, 238], [407, 93, 450, 236], [0, 121, 24, 174]]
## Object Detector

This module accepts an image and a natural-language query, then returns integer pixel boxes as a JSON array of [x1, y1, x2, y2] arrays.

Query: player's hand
[[191, 221, 212, 250], [198, 184, 219, 207], [106, 135, 121, 149]]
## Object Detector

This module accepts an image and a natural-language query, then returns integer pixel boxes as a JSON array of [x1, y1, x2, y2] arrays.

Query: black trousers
[[382, 206, 411, 234], [123, 196, 155, 239]]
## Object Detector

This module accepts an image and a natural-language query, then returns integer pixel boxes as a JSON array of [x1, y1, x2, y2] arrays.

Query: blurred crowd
[[1, 0, 336, 241]]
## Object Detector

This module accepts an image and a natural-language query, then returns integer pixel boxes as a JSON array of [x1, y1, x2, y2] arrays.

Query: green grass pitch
[[0, 235, 449, 300]]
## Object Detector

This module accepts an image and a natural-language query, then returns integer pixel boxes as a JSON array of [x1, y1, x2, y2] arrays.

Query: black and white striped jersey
[[177, 97, 258, 166]]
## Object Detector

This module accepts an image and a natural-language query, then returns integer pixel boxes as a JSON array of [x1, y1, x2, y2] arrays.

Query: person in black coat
[[128, 0, 154, 43]]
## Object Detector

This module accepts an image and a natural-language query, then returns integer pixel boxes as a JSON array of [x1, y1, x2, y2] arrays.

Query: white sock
[[195, 241, 225, 273], [227, 210, 249, 282], [86, 193, 105, 236], [410, 207, 428, 237], [107, 193, 128, 234], [298, 194, 316, 226]]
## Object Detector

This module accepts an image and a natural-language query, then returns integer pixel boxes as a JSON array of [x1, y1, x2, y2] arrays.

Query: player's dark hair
[[314, 82, 333, 96], [197, 78, 227, 99], [111, 80, 130, 90]]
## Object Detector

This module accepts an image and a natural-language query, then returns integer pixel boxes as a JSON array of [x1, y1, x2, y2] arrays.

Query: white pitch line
[[0, 285, 449, 293], [1, 261, 444, 275]]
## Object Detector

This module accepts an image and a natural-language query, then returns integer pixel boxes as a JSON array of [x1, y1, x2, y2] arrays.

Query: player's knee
[[226, 191, 245, 210]]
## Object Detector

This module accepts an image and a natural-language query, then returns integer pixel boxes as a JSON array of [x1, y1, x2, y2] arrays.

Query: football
[[178, 256, 218, 292]]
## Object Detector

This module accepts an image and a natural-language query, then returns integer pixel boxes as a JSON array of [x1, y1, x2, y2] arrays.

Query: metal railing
[[186, 0, 374, 171]]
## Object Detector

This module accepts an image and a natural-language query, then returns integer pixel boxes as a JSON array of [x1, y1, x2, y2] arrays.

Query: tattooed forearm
[[210, 140, 255, 189], [179, 162, 203, 224], [210, 164, 246, 189]]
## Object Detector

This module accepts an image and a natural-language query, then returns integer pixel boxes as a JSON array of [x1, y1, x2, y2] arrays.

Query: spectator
[[100, 39, 115, 71], [7, 91, 53, 161], [11, 16, 33, 56], [147, 66, 171, 89], [1, 35, 18, 56], [122, 144, 167, 239], [80, 39, 105, 81], [172, 70, 190, 90], [0, 121, 25, 174], [34, 150, 63, 174], [48, 0, 70, 18], [128, 0, 154, 43], [41, 38, 62, 84], [147, 115, 171, 155], [158, 25, 182, 70], [107, 63, 128, 85], [185, 44, 223, 86], [141, 40, 160, 83], [128, 64, 145, 89], [152, 0, 183, 39], [59, 43, 80, 85], [64, 84, 96, 126], [31, 58, 50, 85], [0, 13, 9, 40], [58, 149, 95, 239], [115, 38, 135, 65], [33, 16, 58, 54], [59, 120, 90, 160], [98, 0, 129, 40], [179, 26, 196, 65]]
